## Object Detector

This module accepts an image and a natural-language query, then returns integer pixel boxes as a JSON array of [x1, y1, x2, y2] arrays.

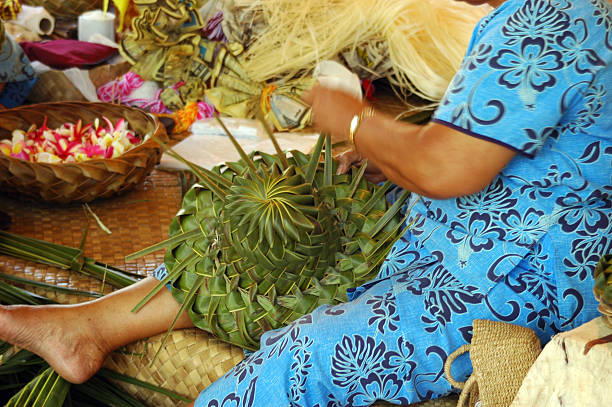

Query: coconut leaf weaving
[[131, 125, 411, 350]]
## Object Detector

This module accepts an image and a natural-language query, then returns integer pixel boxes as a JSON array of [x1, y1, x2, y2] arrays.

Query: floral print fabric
[[422, 0, 610, 331], [195, 265, 559, 406], [187, 0, 612, 405]]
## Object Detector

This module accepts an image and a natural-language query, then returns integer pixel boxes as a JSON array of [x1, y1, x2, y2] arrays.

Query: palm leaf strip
[[0, 231, 139, 288]]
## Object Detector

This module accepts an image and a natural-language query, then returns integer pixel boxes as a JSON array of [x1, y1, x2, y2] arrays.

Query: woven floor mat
[[0, 169, 183, 302], [375, 395, 459, 407], [104, 328, 246, 407]]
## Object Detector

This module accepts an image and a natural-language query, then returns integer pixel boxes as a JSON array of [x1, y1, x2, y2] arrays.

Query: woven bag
[[444, 319, 542, 407], [593, 254, 612, 328], [20, 0, 103, 18], [0, 102, 166, 203]]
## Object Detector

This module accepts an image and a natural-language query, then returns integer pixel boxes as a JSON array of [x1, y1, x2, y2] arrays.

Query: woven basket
[[445, 319, 542, 407], [594, 254, 612, 328], [0, 102, 166, 203], [21, 0, 103, 18]]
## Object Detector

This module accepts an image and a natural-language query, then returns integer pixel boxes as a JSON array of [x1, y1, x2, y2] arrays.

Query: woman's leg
[[194, 275, 421, 407], [0, 276, 193, 383], [192, 259, 571, 407]]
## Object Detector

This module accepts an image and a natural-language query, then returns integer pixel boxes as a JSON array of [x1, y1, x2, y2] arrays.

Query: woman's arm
[[304, 85, 517, 199]]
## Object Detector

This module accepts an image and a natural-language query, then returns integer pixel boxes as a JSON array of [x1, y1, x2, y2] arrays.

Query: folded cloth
[[19, 39, 117, 69]]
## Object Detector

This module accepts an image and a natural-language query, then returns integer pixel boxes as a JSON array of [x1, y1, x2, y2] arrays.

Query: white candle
[[78, 10, 116, 43]]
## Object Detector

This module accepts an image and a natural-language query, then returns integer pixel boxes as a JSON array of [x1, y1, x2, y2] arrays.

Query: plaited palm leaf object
[[131, 118, 410, 350]]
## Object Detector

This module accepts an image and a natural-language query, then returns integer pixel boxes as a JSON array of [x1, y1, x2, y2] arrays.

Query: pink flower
[[126, 132, 140, 145], [81, 144, 106, 158], [197, 101, 216, 120], [11, 150, 30, 161]]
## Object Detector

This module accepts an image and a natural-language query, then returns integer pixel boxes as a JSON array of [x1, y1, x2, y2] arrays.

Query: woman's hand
[[335, 149, 387, 183], [302, 84, 365, 146], [303, 83, 386, 182]]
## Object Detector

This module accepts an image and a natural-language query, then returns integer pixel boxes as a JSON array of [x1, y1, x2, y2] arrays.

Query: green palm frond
[[5, 367, 70, 407], [0, 272, 101, 299], [0, 231, 140, 289]]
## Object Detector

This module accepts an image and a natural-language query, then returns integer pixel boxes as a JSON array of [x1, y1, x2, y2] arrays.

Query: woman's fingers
[[335, 149, 363, 174], [301, 86, 316, 105], [302, 84, 364, 142]]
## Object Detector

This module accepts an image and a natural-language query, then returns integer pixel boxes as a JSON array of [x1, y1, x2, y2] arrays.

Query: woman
[[0, 0, 610, 405]]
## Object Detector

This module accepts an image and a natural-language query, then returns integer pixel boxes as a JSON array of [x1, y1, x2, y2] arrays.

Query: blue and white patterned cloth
[[176, 1, 612, 405]]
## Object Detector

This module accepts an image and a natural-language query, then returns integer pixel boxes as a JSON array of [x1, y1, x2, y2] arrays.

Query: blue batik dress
[[157, 0, 611, 405]]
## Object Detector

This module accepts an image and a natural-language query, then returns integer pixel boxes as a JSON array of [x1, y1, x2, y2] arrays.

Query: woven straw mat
[[0, 169, 181, 300], [0, 168, 458, 406]]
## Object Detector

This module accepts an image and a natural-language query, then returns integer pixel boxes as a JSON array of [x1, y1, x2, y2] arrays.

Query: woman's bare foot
[[0, 277, 194, 384], [0, 304, 112, 384]]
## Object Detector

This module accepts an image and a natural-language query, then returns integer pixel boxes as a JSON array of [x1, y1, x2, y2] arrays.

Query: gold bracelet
[[349, 106, 375, 150]]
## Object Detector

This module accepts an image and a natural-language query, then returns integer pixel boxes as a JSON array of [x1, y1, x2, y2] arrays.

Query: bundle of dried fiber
[[222, 0, 490, 102]]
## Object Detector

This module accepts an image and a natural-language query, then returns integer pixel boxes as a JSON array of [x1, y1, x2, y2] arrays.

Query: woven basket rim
[[0, 102, 168, 168], [0, 101, 169, 203]]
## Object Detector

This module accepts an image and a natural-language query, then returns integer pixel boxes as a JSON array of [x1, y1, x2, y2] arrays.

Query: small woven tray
[[0, 102, 167, 204], [21, 0, 103, 18]]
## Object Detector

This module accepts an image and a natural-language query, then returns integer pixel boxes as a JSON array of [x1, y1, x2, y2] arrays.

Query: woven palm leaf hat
[[131, 122, 412, 351], [0, 102, 166, 203]]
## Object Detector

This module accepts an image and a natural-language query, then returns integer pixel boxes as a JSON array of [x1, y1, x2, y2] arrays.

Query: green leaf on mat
[[83, 203, 112, 235], [98, 368, 192, 403], [0, 273, 101, 299], [0, 231, 139, 289], [5, 367, 70, 407]]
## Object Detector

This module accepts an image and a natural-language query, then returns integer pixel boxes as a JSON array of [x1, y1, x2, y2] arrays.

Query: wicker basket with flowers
[[0, 102, 166, 203]]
